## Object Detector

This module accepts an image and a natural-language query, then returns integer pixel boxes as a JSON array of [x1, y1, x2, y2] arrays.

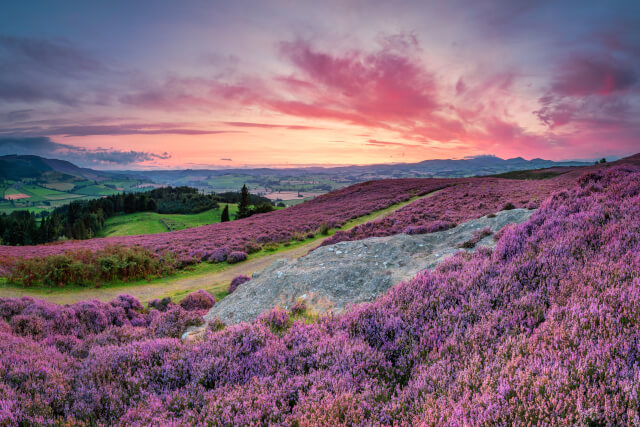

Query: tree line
[[0, 186, 274, 245]]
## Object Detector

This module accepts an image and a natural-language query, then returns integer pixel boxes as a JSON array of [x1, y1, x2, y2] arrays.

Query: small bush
[[260, 307, 289, 333], [229, 275, 251, 294], [179, 290, 216, 312], [502, 202, 516, 210], [150, 306, 203, 338], [208, 317, 226, 332], [148, 297, 173, 312], [264, 242, 280, 252], [244, 241, 263, 254], [226, 251, 248, 264], [458, 227, 493, 249], [318, 222, 330, 235], [204, 246, 231, 263], [290, 300, 307, 316]]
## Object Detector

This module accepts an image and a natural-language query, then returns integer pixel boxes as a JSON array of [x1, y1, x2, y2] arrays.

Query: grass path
[[0, 189, 445, 304]]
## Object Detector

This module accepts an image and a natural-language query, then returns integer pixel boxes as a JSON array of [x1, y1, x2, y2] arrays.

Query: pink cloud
[[273, 39, 439, 126], [367, 139, 423, 149]]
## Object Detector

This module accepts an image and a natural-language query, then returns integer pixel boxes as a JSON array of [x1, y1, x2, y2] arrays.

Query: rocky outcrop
[[197, 208, 533, 329]]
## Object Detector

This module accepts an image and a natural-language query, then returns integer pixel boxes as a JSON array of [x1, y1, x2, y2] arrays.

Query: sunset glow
[[1, 1, 639, 168]]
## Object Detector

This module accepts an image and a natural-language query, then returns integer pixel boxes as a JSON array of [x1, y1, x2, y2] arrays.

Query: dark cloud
[[535, 55, 639, 129], [0, 35, 106, 75], [0, 136, 171, 166], [0, 35, 111, 106], [4, 109, 32, 122]]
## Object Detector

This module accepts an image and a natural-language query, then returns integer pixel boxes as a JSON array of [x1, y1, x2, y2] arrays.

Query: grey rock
[[202, 209, 533, 326]]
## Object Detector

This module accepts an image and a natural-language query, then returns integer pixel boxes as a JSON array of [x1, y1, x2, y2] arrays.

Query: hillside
[[1, 162, 639, 424], [0, 155, 148, 214]]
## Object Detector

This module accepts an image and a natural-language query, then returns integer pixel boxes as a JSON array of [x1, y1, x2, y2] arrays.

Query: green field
[[0, 177, 145, 215], [98, 204, 240, 237]]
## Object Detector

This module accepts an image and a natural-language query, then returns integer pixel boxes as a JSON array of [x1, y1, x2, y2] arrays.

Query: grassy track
[[0, 189, 445, 304]]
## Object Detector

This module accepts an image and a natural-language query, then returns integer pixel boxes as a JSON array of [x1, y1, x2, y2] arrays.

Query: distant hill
[[0, 154, 111, 181], [130, 155, 590, 181], [0, 153, 594, 200], [0, 155, 151, 214], [119, 155, 592, 193]]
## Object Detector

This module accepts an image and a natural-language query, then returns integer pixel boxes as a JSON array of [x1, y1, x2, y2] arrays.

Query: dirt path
[[0, 189, 444, 304]]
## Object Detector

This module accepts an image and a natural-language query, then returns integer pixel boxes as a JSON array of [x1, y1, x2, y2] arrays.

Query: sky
[[0, 0, 639, 169]]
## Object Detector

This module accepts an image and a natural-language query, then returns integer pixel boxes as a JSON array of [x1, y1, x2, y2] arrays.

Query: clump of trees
[[235, 184, 274, 220]]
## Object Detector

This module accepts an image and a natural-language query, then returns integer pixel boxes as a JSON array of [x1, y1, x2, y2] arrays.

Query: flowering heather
[[226, 251, 248, 264], [229, 275, 251, 294], [2, 166, 640, 424], [179, 290, 216, 312], [322, 175, 573, 246], [0, 179, 454, 265]]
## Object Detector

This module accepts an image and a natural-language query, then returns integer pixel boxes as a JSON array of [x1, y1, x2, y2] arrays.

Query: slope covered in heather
[[1, 165, 639, 424]]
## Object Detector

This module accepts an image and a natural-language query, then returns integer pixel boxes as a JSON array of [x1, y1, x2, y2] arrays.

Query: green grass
[[0, 178, 144, 215], [72, 184, 115, 196], [98, 204, 240, 237], [0, 188, 443, 302]]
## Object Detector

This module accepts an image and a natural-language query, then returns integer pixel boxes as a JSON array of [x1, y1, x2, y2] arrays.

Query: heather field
[[1, 166, 639, 424], [0, 179, 454, 270], [321, 174, 574, 246]]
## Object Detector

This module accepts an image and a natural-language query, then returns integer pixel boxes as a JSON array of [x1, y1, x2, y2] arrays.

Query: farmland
[[0, 177, 145, 214]]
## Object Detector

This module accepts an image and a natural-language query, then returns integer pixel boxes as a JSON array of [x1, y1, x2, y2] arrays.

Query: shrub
[[502, 201, 516, 210], [226, 251, 248, 264], [179, 290, 216, 312], [7, 246, 178, 288], [263, 242, 280, 252], [229, 275, 251, 294], [149, 297, 173, 312], [244, 241, 263, 254], [150, 306, 203, 338], [458, 227, 493, 249], [290, 300, 307, 316], [318, 222, 330, 235], [204, 246, 231, 263], [208, 317, 226, 332], [260, 307, 289, 332]]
